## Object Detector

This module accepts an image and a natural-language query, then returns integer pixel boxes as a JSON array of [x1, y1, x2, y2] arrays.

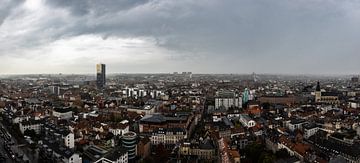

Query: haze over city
[[1, 0, 360, 74]]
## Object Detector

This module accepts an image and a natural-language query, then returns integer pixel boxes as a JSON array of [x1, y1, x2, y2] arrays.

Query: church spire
[[316, 81, 321, 91]]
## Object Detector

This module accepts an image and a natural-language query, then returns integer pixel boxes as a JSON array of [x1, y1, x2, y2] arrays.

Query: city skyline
[[1, 0, 360, 74], [2, 1, 360, 162]]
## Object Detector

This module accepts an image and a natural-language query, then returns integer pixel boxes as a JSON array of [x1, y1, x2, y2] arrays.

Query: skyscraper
[[96, 63, 106, 89]]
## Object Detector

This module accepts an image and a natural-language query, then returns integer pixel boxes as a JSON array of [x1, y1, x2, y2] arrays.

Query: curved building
[[121, 131, 137, 160]]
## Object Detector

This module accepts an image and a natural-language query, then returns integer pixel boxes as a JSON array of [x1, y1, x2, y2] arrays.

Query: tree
[[154, 143, 169, 162], [24, 129, 37, 138], [105, 132, 114, 140], [29, 142, 37, 150], [276, 148, 290, 159], [142, 156, 155, 163], [262, 102, 271, 110], [259, 153, 275, 163], [244, 143, 264, 162]]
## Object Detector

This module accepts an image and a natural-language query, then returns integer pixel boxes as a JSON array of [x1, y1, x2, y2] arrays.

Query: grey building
[[96, 63, 106, 89]]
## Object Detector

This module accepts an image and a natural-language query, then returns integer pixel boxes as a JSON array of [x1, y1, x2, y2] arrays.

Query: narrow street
[[0, 122, 36, 163], [0, 140, 12, 163]]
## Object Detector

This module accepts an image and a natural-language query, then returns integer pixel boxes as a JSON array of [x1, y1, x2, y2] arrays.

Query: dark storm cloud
[[42, 0, 360, 57], [1, 0, 360, 74]]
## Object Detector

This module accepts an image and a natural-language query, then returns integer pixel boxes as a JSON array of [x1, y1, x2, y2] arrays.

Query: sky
[[0, 0, 360, 74]]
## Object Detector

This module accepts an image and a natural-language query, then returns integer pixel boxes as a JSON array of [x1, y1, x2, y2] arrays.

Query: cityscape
[[1, 67, 360, 163], [1, 0, 360, 163]]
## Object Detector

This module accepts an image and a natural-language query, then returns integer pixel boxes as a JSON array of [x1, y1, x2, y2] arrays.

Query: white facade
[[19, 121, 41, 134], [349, 101, 360, 109], [304, 127, 319, 139], [212, 116, 222, 122], [64, 133, 75, 149], [53, 110, 73, 119], [49, 86, 61, 95], [239, 114, 256, 128], [215, 97, 242, 110], [12, 116, 30, 124], [65, 153, 82, 163], [123, 88, 148, 99], [287, 121, 306, 132], [151, 134, 186, 145], [151, 129, 186, 145], [227, 113, 241, 120], [149, 90, 164, 99], [109, 126, 129, 136], [94, 152, 128, 163], [356, 126, 360, 136]]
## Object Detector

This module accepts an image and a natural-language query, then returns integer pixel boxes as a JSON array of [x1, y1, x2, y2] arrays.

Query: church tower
[[315, 81, 321, 102]]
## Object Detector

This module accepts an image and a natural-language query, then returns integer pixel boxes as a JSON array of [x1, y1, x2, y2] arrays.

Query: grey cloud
[[0, 0, 23, 25], [45, 0, 150, 16], [1, 0, 360, 74], [49, 0, 358, 56]]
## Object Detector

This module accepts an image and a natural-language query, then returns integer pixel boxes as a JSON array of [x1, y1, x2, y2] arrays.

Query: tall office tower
[[96, 63, 106, 89]]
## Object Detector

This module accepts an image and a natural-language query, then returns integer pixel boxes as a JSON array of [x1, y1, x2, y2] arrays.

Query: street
[[0, 122, 35, 163]]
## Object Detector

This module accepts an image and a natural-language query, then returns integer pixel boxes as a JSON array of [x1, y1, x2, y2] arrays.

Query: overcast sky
[[0, 0, 359, 74]]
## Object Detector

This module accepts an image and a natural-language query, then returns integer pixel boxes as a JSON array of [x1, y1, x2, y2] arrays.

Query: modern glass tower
[[96, 63, 106, 89]]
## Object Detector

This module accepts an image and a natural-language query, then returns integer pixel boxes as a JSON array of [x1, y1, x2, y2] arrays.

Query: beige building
[[150, 128, 186, 145], [179, 140, 216, 160]]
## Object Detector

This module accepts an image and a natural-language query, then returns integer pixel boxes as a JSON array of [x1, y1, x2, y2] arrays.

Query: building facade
[[96, 63, 106, 89], [150, 128, 186, 145], [179, 140, 216, 161], [239, 114, 256, 128], [215, 91, 242, 110], [121, 131, 137, 161], [19, 119, 41, 134], [53, 107, 73, 120]]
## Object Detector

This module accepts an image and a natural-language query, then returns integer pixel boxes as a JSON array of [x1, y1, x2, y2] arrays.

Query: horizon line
[[0, 72, 358, 77]]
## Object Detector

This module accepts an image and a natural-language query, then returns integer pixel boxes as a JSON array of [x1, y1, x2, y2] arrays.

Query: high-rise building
[[215, 91, 242, 110], [96, 63, 106, 89], [49, 86, 60, 95], [242, 88, 250, 104]]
